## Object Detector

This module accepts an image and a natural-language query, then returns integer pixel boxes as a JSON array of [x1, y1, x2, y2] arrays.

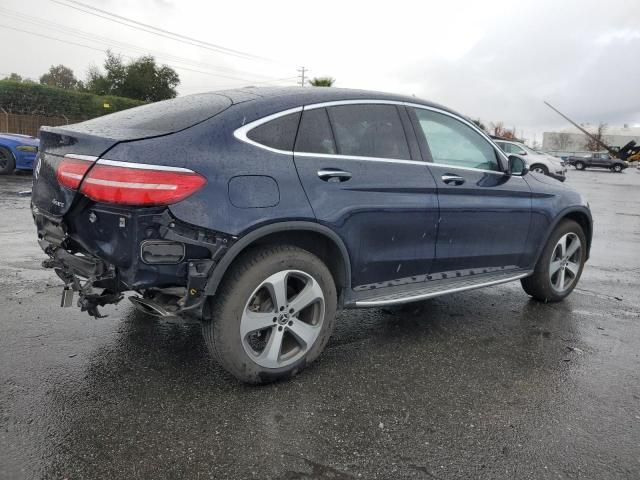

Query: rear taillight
[[79, 160, 206, 206], [56, 154, 96, 190]]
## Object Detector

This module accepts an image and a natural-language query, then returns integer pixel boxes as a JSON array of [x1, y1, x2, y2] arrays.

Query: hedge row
[[0, 81, 144, 117]]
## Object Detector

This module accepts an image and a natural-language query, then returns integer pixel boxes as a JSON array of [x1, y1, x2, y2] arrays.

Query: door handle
[[317, 169, 352, 182], [441, 174, 465, 185]]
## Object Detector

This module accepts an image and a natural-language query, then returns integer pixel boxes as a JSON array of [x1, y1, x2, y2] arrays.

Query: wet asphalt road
[[1, 169, 639, 480]]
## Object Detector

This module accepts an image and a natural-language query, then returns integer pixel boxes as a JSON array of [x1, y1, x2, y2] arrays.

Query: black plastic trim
[[205, 221, 352, 299]]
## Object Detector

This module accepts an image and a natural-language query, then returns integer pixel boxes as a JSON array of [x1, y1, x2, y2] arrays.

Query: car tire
[[530, 164, 549, 176], [612, 164, 623, 173], [0, 147, 16, 175], [574, 161, 585, 171], [521, 219, 587, 303], [202, 245, 337, 384]]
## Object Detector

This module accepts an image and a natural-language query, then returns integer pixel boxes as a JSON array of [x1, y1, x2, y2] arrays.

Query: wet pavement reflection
[[1, 171, 639, 479]]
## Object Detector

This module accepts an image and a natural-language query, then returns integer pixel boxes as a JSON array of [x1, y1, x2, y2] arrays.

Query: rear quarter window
[[247, 112, 301, 151]]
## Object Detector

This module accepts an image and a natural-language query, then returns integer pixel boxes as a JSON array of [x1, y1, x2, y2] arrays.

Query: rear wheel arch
[[206, 222, 351, 303]]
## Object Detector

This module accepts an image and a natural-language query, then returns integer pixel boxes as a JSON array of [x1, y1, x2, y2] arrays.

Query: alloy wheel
[[240, 270, 325, 369], [549, 233, 582, 293], [0, 149, 8, 170]]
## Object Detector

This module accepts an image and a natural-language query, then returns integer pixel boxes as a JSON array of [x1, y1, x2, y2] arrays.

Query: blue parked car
[[31, 87, 592, 383], [0, 133, 39, 174]]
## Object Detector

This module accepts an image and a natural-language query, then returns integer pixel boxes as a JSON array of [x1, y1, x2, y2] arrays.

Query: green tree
[[120, 56, 179, 101], [3, 72, 23, 82], [471, 118, 486, 131], [85, 51, 179, 101], [39, 65, 80, 90], [309, 76, 335, 87]]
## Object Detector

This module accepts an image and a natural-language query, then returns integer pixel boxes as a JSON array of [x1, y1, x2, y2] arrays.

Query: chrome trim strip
[[232, 98, 511, 174], [64, 153, 98, 162], [295, 151, 425, 166], [98, 159, 195, 173], [429, 162, 508, 176], [355, 272, 531, 307]]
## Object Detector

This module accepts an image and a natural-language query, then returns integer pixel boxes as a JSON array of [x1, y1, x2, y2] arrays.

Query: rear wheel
[[0, 147, 15, 175], [203, 245, 337, 384], [531, 164, 549, 175], [521, 219, 586, 302], [574, 161, 585, 170]]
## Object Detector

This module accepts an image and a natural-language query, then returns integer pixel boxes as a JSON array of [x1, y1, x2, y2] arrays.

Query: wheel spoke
[[557, 235, 567, 257], [263, 271, 289, 311], [257, 327, 285, 365], [287, 320, 319, 348], [289, 279, 323, 314], [565, 261, 580, 277], [557, 267, 566, 290], [241, 310, 275, 338], [550, 259, 563, 275], [566, 238, 580, 258]]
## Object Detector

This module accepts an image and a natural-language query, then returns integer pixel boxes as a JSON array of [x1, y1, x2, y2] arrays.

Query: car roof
[[213, 86, 461, 118]]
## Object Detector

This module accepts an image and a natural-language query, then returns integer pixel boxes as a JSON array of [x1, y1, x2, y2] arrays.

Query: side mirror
[[507, 155, 528, 176], [518, 150, 527, 155]]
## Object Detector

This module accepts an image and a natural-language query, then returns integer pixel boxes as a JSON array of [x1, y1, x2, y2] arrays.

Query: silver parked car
[[494, 140, 567, 181]]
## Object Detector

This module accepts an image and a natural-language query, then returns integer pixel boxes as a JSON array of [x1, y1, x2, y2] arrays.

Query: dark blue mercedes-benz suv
[[31, 87, 592, 383]]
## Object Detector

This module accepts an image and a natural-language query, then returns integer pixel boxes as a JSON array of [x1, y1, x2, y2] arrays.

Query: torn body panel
[[33, 203, 235, 318]]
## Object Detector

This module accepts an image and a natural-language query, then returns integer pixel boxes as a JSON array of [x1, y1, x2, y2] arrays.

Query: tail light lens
[[56, 154, 96, 190], [79, 160, 206, 206]]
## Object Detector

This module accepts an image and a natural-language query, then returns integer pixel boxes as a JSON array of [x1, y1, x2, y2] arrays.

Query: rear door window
[[247, 112, 301, 151], [412, 108, 501, 171], [295, 108, 336, 154], [325, 104, 411, 159]]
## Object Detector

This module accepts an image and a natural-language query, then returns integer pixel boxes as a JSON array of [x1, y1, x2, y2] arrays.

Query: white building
[[542, 124, 640, 154]]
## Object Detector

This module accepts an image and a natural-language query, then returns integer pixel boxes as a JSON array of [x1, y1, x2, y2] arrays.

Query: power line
[[50, 0, 288, 65], [0, 7, 293, 84], [0, 23, 297, 88]]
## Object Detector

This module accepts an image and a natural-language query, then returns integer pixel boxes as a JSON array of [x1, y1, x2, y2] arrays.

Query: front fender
[[532, 205, 593, 267]]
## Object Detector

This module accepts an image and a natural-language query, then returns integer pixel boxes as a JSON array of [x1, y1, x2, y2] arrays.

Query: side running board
[[353, 270, 532, 307]]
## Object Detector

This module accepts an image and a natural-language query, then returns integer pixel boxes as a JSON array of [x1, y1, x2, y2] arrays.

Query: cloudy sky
[[2, 0, 639, 142]]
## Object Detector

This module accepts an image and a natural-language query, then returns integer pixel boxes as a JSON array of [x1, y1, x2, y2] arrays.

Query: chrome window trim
[[232, 99, 512, 174], [295, 151, 426, 166], [98, 159, 196, 173], [429, 162, 508, 176], [233, 106, 303, 155]]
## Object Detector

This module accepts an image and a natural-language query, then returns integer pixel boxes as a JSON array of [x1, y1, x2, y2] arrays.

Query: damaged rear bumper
[[33, 203, 235, 318]]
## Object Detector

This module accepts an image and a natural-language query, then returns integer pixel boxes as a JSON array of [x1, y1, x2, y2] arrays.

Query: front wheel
[[521, 219, 587, 302], [0, 147, 16, 175], [530, 164, 549, 176], [202, 245, 337, 384], [574, 161, 585, 171], [612, 164, 623, 173]]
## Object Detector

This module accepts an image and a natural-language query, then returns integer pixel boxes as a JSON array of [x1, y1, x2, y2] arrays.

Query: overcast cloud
[[2, 0, 639, 141]]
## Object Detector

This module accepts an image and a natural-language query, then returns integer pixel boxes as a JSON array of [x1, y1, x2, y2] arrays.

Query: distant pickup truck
[[566, 152, 628, 173]]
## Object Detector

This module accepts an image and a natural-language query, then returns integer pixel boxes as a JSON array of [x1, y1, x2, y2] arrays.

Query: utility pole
[[297, 66, 307, 87]]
